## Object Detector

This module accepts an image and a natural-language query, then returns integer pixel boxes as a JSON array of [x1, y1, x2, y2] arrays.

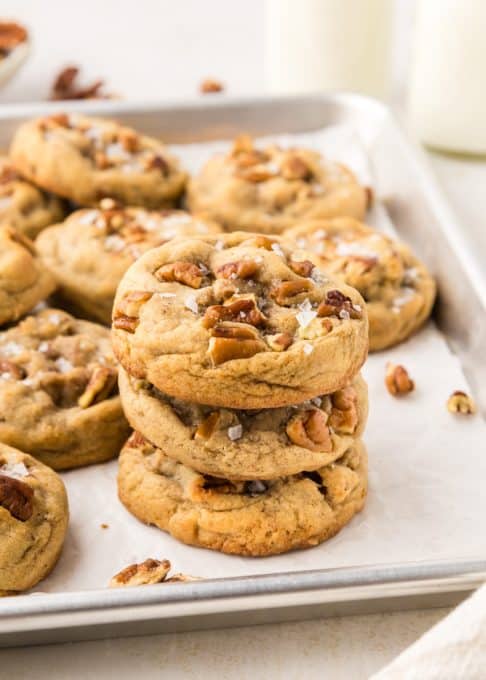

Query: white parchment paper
[[39, 126, 486, 593]]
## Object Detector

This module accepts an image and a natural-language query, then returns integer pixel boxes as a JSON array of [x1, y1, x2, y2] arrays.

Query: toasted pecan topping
[[208, 331, 265, 365], [265, 332, 293, 351], [115, 290, 153, 319], [231, 134, 254, 156], [39, 113, 70, 130], [155, 261, 204, 288], [280, 155, 311, 181], [447, 390, 476, 415], [113, 315, 139, 333], [271, 279, 313, 305], [194, 411, 220, 440], [289, 259, 315, 277], [317, 289, 362, 320], [145, 154, 169, 174], [286, 409, 332, 452], [200, 78, 224, 94], [0, 359, 26, 380], [202, 298, 266, 329], [328, 386, 359, 433], [385, 363, 415, 396], [236, 166, 276, 182], [243, 235, 277, 250], [216, 260, 258, 280], [78, 366, 117, 408], [0, 474, 33, 521], [110, 558, 171, 588], [119, 129, 139, 153]]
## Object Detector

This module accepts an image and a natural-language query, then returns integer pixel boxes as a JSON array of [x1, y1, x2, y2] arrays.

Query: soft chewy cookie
[[0, 308, 130, 469], [0, 157, 65, 238], [118, 432, 367, 557], [0, 226, 55, 327], [10, 113, 187, 208], [37, 202, 222, 325], [0, 443, 68, 595], [112, 233, 368, 409], [186, 135, 369, 234], [119, 367, 368, 479], [285, 218, 436, 351]]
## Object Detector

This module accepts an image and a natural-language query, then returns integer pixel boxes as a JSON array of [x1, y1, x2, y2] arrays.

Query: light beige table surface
[[0, 1, 482, 677]]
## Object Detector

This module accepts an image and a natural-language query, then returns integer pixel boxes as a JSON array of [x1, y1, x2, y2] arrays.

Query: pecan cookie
[[118, 432, 367, 557], [0, 226, 55, 327], [0, 308, 130, 469], [186, 135, 368, 234], [0, 157, 65, 238], [10, 113, 187, 208], [285, 218, 436, 351], [112, 233, 368, 408], [37, 203, 221, 325], [119, 367, 368, 479], [0, 443, 68, 595]]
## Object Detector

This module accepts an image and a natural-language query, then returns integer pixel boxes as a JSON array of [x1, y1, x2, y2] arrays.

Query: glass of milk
[[265, 0, 394, 99], [409, 0, 486, 154]]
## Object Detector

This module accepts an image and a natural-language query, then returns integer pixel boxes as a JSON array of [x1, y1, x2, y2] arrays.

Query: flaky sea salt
[[184, 295, 199, 314], [1, 341, 23, 357], [38, 341, 49, 353], [271, 243, 285, 258], [214, 240, 224, 251], [0, 462, 29, 479], [55, 357, 73, 373], [104, 235, 125, 252], [339, 309, 350, 320], [227, 424, 243, 441], [311, 396, 322, 407], [158, 292, 176, 299], [303, 343, 314, 355], [296, 299, 317, 328]]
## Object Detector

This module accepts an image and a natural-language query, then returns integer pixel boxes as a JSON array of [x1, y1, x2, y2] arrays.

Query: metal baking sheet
[[0, 94, 485, 647]]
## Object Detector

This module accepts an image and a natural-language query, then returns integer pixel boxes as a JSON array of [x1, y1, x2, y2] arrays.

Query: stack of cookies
[[113, 232, 370, 556]]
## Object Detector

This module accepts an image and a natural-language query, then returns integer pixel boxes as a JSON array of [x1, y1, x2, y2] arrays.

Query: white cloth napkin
[[371, 584, 486, 679]]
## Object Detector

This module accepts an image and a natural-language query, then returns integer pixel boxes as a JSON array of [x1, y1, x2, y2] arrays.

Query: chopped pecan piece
[[265, 332, 293, 351], [233, 150, 268, 168], [208, 325, 265, 365], [0, 359, 25, 380], [216, 260, 258, 280], [329, 386, 358, 433], [145, 154, 169, 174], [165, 573, 201, 583], [447, 390, 476, 415], [0, 474, 33, 521], [95, 151, 110, 169], [317, 289, 362, 320], [202, 298, 266, 329], [119, 129, 139, 153], [194, 411, 221, 439], [385, 363, 415, 396], [110, 558, 171, 588], [0, 22, 27, 56], [271, 279, 313, 305], [231, 134, 254, 156], [289, 259, 314, 277], [155, 261, 204, 288], [237, 167, 276, 182], [319, 464, 358, 504], [39, 113, 70, 130], [243, 235, 277, 250], [280, 155, 311, 180], [78, 366, 117, 408], [113, 315, 139, 333], [115, 290, 153, 319], [286, 409, 332, 452], [50, 66, 107, 101], [200, 78, 224, 94]]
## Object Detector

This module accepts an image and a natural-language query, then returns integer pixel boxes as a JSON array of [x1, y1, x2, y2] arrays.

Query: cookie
[[10, 113, 187, 208], [0, 157, 65, 238], [118, 432, 367, 557], [186, 135, 368, 234], [0, 308, 130, 469], [119, 367, 368, 479], [37, 203, 222, 325], [112, 232, 368, 409], [284, 218, 436, 351], [0, 226, 55, 327], [0, 443, 68, 595]]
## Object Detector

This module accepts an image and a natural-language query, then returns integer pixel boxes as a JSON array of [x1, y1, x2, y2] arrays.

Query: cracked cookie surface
[[0, 157, 65, 238], [119, 367, 368, 479], [37, 204, 221, 325], [186, 136, 368, 234], [0, 226, 55, 327], [111, 232, 369, 408], [118, 432, 367, 557], [0, 308, 130, 469], [0, 443, 68, 595], [285, 218, 436, 351], [10, 113, 187, 208]]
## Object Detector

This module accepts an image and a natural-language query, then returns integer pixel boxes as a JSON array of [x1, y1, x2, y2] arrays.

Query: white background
[[1, 1, 485, 678]]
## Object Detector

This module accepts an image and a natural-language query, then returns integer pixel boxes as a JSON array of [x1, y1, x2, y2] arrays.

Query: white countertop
[[0, 1, 484, 677]]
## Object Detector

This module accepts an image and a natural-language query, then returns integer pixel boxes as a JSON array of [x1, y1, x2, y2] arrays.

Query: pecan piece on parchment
[[447, 390, 476, 415], [385, 363, 415, 396]]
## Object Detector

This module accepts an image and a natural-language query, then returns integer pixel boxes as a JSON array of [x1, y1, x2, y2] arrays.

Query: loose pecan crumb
[[0, 22, 28, 56], [271, 280, 313, 305], [286, 409, 332, 452], [78, 366, 117, 408], [0, 474, 33, 521], [49, 66, 110, 101], [155, 261, 204, 288], [200, 78, 224, 94], [265, 332, 293, 351], [110, 559, 171, 588], [289, 259, 314, 277], [100, 523, 109, 529], [194, 411, 220, 440], [216, 260, 258, 280], [202, 298, 266, 329], [447, 390, 476, 415], [385, 363, 415, 396]]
